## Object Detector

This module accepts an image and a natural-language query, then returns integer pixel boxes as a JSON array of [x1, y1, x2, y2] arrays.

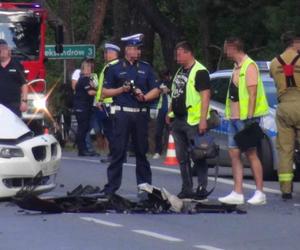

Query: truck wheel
[[258, 136, 276, 181]]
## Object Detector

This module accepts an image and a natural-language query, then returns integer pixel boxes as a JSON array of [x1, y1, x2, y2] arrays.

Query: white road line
[[132, 229, 183, 242], [62, 156, 281, 194], [194, 245, 225, 250], [80, 217, 123, 227]]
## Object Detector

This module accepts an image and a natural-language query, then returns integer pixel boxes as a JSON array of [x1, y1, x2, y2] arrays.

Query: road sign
[[45, 44, 95, 59]]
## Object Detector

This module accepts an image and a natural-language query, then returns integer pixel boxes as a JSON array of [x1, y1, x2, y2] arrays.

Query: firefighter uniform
[[270, 48, 300, 195]]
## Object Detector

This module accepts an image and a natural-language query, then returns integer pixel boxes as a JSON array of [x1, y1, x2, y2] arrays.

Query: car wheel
[[258, 136, 276, 181]]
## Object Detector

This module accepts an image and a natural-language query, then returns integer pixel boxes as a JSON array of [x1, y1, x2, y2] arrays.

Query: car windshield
[[0, 10, 41, 59]]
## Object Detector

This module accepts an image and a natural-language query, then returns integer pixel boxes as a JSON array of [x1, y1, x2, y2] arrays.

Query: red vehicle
[[0, 2, 63, 131]]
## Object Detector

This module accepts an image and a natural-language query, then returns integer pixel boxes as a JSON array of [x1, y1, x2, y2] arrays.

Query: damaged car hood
[[0, 104, 31, 139]]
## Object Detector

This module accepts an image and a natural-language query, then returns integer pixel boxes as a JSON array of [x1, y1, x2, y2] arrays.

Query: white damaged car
[[0, 104, 61, 198]]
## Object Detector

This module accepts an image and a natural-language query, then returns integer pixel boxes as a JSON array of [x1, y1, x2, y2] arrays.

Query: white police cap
[[121, 33, 144, 46], [104, 43, 120, 52]]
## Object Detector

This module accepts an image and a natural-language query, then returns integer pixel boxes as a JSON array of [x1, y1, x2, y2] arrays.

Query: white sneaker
[[247, 190, 266, 205], [218, 191, 245, 205], [152, 153, 161, 159]]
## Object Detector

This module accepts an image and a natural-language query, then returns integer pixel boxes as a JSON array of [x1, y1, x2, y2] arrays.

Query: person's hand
[[165, 114, 171, 125], [96, 102, 104, 111], [245, 117, 256, 127], [122, 85, 131, 93], [20, 101, 28, 112], [198, 119, 207, 134], [134, 88, 146, 102]]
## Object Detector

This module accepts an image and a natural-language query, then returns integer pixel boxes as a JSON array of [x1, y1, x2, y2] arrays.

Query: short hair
[[281, 31, 300, 49], [225, 37, 244, 52], [175, 41, 194, 55]]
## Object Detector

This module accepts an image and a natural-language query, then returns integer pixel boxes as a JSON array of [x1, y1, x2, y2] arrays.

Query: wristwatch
[[21, 99, 28, 103]]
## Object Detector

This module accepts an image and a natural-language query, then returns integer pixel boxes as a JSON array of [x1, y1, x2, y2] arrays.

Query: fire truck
[[0, 2, 63, 133]]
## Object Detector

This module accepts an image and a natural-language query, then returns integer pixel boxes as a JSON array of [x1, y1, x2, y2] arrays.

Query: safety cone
[[163, 133, 179, 166]]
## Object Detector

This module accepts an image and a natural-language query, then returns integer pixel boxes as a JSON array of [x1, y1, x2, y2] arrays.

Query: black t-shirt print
[[171, 67, 210, 117]]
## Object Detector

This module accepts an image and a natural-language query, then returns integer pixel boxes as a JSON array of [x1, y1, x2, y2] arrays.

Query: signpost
[[45, 44, 95, 59], [45, 44, 95, 83]]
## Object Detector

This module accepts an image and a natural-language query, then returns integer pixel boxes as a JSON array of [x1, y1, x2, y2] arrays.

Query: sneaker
[[177, 190, 194, 199], [247, 190, 266, 205], [193, 186, 209, 201], [282, 193, 293, 200], [152, 153, 161, 159], [218, 191, 245, 205]]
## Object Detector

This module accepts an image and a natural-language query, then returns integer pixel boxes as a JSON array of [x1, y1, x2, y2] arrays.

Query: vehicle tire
[[257, 136, 276, 181]]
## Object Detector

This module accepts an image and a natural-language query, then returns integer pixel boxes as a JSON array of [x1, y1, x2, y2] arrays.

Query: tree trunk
[[86, 0, 109, 46]]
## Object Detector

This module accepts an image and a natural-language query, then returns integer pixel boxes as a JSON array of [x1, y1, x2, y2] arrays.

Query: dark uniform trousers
[[75, 109, 92, 153], [104, 110, 152, 194], [171, 117, 208, 192], [102, 106, 115, 156]]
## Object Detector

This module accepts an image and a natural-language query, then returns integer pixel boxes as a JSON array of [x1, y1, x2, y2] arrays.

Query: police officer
[[73, 60, 97, 156], [0, 39, 28, 117], [270, 31, 300, 200], [167, 41, 211, 199], [95, 42, 120, 163], [218, 37, 269, 205], [101, 34, 160, 196]]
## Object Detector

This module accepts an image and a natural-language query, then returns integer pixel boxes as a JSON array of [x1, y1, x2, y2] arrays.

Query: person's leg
[[154, 110, 165, 154], [102, 111, 115, 157], [104, 111, 130, 194], [172, 119, 193, 194], [75, 111, 90, 153], [229, 148, 243, 194], [133, 112, 152, 185], [276, 104, 296, 195], [245, 148, 264, 191]]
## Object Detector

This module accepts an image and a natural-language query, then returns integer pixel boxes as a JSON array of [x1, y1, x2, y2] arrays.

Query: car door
[[209, 76, 232, 166]]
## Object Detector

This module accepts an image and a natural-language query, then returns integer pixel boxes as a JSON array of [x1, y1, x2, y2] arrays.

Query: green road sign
[[45, 44, 95, 59]]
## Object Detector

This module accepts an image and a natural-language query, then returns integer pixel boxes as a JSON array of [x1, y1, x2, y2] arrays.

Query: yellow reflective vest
[[225, 57, 269, 120], [95, 59, 119, 103], [169, 60, 209, 126]]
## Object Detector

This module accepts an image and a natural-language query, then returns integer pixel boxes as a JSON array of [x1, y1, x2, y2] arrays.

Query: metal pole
[[63, 59, 67, 84]]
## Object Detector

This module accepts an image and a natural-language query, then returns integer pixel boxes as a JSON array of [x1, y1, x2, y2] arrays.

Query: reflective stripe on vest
[[225, 57, 269, 120], [278, 173, 294, 182], [96, 59, 119, 103], [169, 60, 210, 125]]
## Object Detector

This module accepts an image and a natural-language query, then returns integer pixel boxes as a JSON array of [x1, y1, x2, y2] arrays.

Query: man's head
[[175, 41, 195, 67], [281, 31, 300, 51], [81, 58, 94, 76], [121, 33, 144, 62], [0, 39, 11, 62], [104, 43, 120, 62], [224, 37, 245, 61]]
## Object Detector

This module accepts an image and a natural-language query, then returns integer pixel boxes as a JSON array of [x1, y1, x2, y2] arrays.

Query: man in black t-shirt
[[167, 41, 211, 199], [0, 39, 27, 117]]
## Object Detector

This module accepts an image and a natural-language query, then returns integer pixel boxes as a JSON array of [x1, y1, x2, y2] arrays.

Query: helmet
[[190, 134, 219, 161]]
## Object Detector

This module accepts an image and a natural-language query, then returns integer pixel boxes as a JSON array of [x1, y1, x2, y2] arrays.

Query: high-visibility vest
[[95, 59, 119, 104], [225, 57, 269, 120], [169, 60, 209, 126]]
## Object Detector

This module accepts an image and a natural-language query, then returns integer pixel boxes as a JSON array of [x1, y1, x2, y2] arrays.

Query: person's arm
[[195, 70, 211, 134], [20, 84, 28, 112], [246, 63, 258, 118], [71, 69, 80, 91]]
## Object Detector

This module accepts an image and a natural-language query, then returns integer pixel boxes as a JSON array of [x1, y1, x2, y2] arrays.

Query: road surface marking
[[294, 203, 300, 207], [80, 217, 123, 227], [62, 157, 280, 194], [194, 245, 225, 250], [132, 229, 183, 242]]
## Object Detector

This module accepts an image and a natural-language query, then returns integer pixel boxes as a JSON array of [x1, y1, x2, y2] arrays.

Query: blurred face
[[0, 45, 10, 62], [175, 48, 192, 66], [293, 38, 300, 51], [125, 46, 139, 61], [104, 50, 118, 62], [223, 42, 239, 61]]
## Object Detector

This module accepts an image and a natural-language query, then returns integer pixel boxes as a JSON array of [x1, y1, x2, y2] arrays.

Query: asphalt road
[[1, 151, 300, 250]]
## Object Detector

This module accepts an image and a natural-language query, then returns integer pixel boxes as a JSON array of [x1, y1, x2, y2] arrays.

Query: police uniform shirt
[[171, 66, 210, 117], [104, 59, 159, 108], [0, 58, 26, 106], [73, 76, 95, 111], [270, 49, 300, 97]]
